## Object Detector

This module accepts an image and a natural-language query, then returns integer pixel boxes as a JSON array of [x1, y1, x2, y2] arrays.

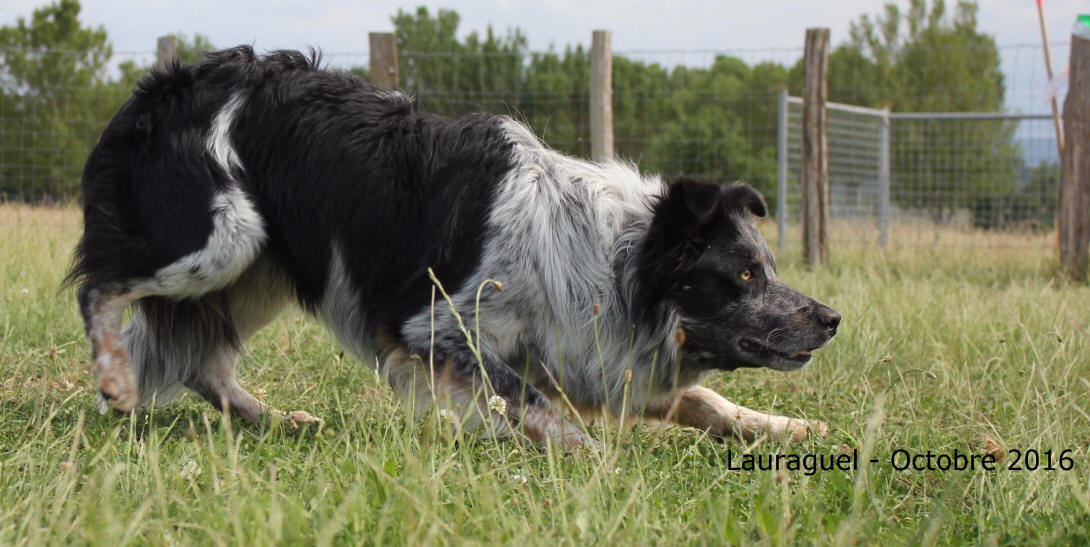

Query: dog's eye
[[740, 270, 752, 281]]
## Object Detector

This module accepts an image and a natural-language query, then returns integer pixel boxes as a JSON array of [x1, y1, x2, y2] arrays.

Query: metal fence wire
[[0, 43, 1064, 249], [889, 113, 1058, 233], [780, 97, 1059, 248], [0, 49, 155, 202]]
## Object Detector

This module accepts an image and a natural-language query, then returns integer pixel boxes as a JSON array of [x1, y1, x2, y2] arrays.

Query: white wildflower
[[438, 408, 459, 425], [179, 459, 202, 481], [487, 395, 507, 414], [510, 474, 528, 485]]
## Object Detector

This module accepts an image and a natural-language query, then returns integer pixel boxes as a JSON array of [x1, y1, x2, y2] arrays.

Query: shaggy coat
[[69, 47, 839, 446]]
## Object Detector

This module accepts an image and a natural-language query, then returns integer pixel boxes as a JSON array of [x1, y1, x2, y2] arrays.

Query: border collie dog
[[69, 47, 839, 447]]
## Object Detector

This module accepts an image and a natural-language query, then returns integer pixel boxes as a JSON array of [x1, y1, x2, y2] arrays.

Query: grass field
[[1, 204, 1088, 545]]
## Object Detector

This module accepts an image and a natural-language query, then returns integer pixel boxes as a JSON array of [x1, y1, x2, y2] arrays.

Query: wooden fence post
[[369, 32, 399, 90], [156, 35, 177, 67], [802, 28, 830, 265], [878, 106, 891, 247], [590, 30, 614, 162], [1059, 20, 1090, 280], [776, 87, 788, 251]]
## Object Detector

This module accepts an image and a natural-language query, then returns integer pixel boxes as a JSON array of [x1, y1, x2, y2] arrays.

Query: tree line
[[0, 0, 1056, 228]]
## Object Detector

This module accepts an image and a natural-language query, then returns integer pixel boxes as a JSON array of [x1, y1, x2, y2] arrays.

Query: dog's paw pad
[[557, 433, 600, 453], [286, 410, 322, 426], [95, 366, 138, 413], [783, 419, 829, 442], [808, 420, 830, 438], [97, 386, 138, 414]]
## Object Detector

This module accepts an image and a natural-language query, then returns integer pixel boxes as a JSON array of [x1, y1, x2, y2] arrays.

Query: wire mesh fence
[[0, 42, 1066, 249], [780, 99, 1060, 247], [782, 97, 887, 246], [0, 49, 154, 201], [889, 113, 1058, 235], [400, 49, 593, 158]]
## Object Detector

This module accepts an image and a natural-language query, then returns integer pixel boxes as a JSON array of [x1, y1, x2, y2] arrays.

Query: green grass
[[2, 204, 1088, 545]]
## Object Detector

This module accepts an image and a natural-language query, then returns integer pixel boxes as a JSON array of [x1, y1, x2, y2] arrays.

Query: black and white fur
[[69, 47, 839, 446]]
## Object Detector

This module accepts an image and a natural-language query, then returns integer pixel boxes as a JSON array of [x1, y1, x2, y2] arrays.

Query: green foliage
[[644, 57, 785, 199], [0, 1, 1029, 231], [970, 161, 1059, 230], [174, 33, 216, 64], [0, 2, 217, 201], [387, 9, 789, 206], [832, 0, 1017, 221], [393, 7, 527, 117], [0, 0, 116, 200], [519, 45, 589, 157], [386, 2, 1019, 219]]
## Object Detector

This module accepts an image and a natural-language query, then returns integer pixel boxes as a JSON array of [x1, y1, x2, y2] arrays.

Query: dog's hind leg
[[75, 184, 266, 413], [648, 385, 829, 442], [184, 345, 320, 426], [180, 259, 320, 426], [71, 89, 267, 413], [78, 284, 143, 412]]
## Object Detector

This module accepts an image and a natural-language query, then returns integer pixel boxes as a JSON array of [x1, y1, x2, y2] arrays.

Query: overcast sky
[[1, 0, 1084, 55], [1, 0, 1084, 112]]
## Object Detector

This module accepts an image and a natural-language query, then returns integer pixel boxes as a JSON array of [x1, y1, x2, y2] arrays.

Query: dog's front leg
[[401, 331, 595, 450], [446, 352, 594, 449], [649, 385, 828, 442]]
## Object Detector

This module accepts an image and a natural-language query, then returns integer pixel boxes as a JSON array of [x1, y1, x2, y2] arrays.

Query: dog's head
[[639, 179, 840, 372]]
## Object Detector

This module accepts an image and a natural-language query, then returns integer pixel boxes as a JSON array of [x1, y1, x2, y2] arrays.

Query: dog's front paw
[[285, 410, 322, 426], [785, 419, 829, 442], [807, 419, 830, 438], [521, 406, 598, 452], [555, 430, 600, 452]]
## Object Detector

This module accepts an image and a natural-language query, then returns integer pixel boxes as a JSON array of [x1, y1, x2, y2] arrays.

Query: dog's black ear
[[636, 179, 723, 315], [723, 183, 767, 218], [666, 178, 722, 227]]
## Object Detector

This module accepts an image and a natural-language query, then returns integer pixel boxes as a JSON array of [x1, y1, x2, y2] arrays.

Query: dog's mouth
[[738, 338, 816, 364]]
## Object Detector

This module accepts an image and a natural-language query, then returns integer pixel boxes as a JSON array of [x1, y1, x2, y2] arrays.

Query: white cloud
[[3, 0, 1084, 54]]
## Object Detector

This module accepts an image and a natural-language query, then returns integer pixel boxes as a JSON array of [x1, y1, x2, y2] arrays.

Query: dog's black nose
[[799, 299, 840, 333], [818, 307, 841, 331]]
